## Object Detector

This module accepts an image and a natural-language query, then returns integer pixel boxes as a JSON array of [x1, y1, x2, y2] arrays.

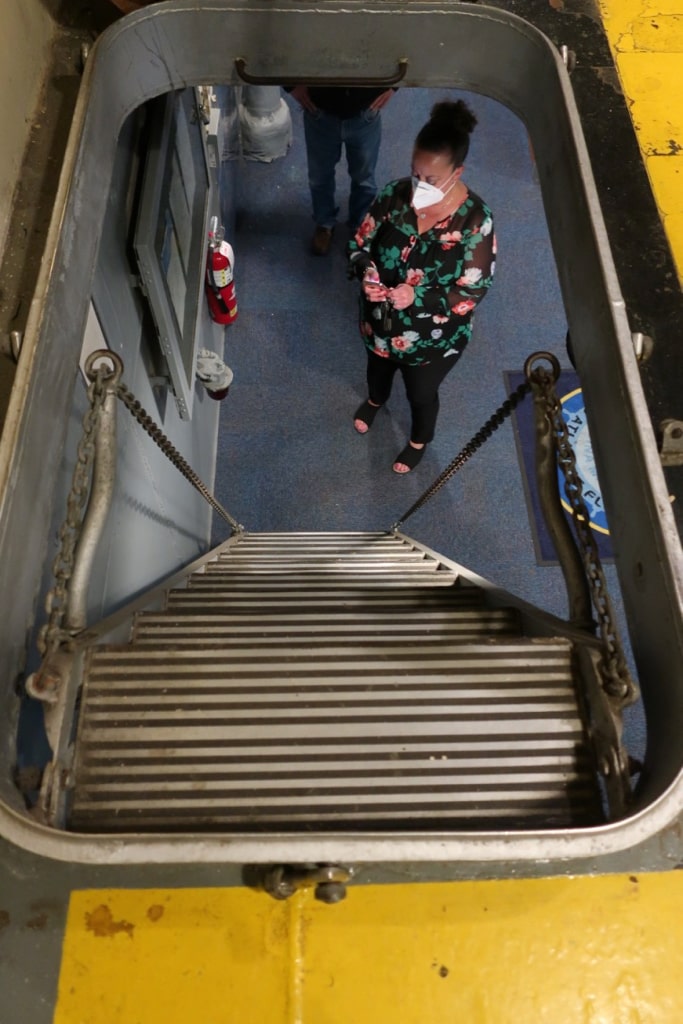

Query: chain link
[[115, 383, 243, 534], [529, 361, 637, 703], [38, 369, 108, 655], [39, 358, 242, 655], [391, 348, 635, 706], [391, 379, 531, 530], [39, 347, 635, 707]]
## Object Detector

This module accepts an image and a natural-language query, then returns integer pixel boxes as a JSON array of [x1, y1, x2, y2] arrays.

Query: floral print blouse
[[348, 177, 496, 366]]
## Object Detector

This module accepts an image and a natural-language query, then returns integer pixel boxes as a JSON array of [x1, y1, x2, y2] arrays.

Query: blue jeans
[[304, 108, 382, 231]]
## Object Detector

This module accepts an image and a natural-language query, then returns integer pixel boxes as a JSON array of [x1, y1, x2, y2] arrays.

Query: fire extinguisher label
[[211, 266, 233, 288]]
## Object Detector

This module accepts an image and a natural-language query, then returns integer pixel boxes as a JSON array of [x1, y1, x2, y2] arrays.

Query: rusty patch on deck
[[85, 904, 134, 939]]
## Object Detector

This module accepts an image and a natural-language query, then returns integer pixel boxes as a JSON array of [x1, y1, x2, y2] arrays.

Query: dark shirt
[[304, 87, 392, 119]]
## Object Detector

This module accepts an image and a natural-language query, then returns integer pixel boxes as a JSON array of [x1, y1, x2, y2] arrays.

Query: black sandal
[[353, 399, 382, 434], [392, 442, 426, 473]]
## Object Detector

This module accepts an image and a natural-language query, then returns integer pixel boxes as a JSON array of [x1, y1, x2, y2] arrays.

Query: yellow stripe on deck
[[599, 0, 683, 283], [55, 873, 683, 1023]]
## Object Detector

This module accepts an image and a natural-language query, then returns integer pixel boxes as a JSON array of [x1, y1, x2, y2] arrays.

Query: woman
[[348, 99, 496, 473]]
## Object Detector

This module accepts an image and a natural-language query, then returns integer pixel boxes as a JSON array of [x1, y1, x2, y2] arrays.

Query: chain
[[391, 379, 531, 530], [115, 383, 243, 534], [39, 355, 242, 654], [529, 358, 637, 703], [38, 368, 109, 655]]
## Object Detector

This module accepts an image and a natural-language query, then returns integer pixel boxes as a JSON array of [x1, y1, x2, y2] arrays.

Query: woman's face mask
[[411, 167, 458, 211]]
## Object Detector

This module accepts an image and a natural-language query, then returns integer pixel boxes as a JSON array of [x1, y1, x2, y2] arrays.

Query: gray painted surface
[[0, 0, 56, 258], [0, 4, 681, 1019], [71, 106, 223, 623], [0, 0, 681, 875]]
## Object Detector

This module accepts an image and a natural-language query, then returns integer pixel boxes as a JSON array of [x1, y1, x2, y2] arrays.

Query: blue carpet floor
[[212, 87, 645, 761]]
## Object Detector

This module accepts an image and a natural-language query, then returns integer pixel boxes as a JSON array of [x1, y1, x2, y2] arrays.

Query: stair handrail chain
[[390, 379, 532, 531], [391, 349, 637, 706], [38, 361, 110, 656], [527, 355, 637, 704], [38, 350, 242, 656]]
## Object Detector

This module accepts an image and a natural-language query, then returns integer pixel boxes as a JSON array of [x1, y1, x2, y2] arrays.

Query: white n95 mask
[[411, 170, 457, 211]]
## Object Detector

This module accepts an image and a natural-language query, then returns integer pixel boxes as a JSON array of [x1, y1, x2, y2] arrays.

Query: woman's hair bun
[[429, 99, 477, 135]]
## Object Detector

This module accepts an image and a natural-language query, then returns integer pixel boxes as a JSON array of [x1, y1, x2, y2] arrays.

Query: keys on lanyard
[[381, 300, 393, 333]]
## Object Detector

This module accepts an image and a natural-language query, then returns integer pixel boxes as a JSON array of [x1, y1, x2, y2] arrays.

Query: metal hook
[[524, 350, 561, 384], [84, 349, 124, 386]]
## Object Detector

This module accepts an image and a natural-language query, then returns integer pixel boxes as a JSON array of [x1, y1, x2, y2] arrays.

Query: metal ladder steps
[[68, 637, 602, 833], [221, 531, 417, 550], [207, 535, 452, 570], [187, 572, 459, 589], [82, 639, 577, 678], [166, 587, 485, 608], [205, 560, 451, 573], [208, 558, 443, 570], [69, 779, 600, 833], [131, 609, 520, 644]]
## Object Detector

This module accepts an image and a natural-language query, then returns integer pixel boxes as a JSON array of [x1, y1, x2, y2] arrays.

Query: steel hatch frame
[[0, 0, 682, 870]]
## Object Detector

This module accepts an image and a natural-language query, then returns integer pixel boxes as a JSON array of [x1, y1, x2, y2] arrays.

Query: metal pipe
[[66, 353, 121, 632]]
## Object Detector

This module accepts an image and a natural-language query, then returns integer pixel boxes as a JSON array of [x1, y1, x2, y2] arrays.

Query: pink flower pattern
[[354, 215, 376, 246], [348, 176, 495, 365], [438, 230, 463, 250], [450, 299, 476, 316]]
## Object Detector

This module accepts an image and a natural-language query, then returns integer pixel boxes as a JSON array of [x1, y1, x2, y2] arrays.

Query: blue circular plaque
[[557, 387, 610, 535]]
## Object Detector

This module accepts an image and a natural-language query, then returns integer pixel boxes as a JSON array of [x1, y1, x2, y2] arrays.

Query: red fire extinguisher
[[205, 216, 238, 325]]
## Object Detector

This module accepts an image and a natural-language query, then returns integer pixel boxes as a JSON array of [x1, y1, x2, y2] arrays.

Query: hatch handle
[[260, 863, 354, 903], [234, 57, 408, 88]]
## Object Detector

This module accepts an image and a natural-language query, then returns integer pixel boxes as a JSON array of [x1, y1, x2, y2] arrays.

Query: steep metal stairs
[[67, 531, 605, 833]]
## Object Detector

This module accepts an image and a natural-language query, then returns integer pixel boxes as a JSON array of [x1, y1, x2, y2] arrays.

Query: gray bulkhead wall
[[57, 108, 228, 623], [0, 1, 683, 864]]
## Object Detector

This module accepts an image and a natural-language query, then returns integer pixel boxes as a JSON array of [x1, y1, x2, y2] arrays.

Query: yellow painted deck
[[599, 0, 683, 283], [55, 874, 683, 1023]]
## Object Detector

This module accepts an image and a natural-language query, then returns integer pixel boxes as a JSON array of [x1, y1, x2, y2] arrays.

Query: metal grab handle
[[234, 56, 408, 88]]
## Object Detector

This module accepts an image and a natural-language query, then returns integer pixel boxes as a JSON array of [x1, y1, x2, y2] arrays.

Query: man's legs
[[304, 110, 342, 229], [343, 109, 382, 230]]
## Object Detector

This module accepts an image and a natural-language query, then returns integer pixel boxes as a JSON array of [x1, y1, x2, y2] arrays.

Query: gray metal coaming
[[0, 1, 682, 866]]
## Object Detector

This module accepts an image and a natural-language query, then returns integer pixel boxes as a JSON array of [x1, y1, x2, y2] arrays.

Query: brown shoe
[[311, 226, 334, 256]]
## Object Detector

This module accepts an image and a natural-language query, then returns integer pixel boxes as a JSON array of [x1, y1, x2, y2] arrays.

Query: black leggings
[[366, 351, 461, 444]]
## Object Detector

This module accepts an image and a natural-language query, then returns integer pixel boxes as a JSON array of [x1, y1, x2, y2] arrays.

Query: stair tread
[[66, 531, 603, 834]]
